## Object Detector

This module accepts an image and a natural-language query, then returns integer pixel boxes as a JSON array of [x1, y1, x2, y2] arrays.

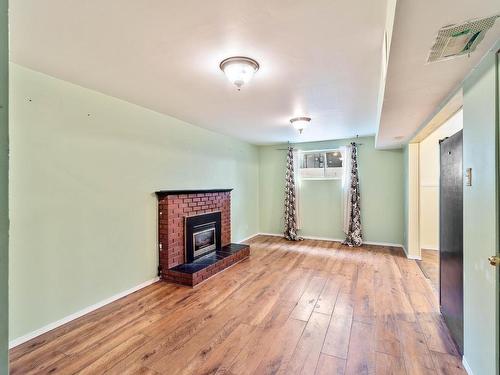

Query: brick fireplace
[[156, 189, 250, 286]]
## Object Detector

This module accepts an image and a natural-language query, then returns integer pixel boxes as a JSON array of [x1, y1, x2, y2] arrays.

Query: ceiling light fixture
[[219, 56, 259, 90], [290, 117, 311, 134]]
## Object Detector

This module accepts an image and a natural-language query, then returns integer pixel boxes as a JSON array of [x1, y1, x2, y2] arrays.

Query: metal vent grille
[[427, 15, 499, 63]]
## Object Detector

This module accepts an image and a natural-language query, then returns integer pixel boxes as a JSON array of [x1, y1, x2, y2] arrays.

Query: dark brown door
[[439, 130, 463, 354]]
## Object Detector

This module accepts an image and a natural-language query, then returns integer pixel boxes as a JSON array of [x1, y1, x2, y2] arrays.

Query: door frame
[[406, 91, 463, 260], [495, 48, 500, 375]]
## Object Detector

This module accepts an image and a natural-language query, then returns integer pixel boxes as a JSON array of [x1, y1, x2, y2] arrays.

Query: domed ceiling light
[[219, 56, 259, 90], [290, 117, 311, 134]]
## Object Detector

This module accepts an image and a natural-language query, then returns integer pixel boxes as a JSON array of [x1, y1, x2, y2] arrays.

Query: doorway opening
[[417, 109, 463, 298], [406, 95, 465, 355]]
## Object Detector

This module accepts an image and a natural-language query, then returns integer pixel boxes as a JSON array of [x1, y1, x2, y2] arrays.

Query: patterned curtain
[[343, 142, 362, 246], [284, 146, 301, 241], [342, 145, 353, 235]]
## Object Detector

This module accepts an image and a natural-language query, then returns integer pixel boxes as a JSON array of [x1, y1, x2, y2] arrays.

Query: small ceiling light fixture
[[219, 56, 259, 90], [290, 117, 311, 134]]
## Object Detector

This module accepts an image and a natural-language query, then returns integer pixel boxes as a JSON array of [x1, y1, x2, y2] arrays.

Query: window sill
[[300, 177, 342, 181]]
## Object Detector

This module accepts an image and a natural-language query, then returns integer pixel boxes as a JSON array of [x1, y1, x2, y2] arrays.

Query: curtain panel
[[343, 142, 363, 246], [284, 147, 301, 241]]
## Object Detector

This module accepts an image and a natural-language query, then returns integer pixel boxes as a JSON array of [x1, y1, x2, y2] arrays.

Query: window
[[299, 149, 343, 180]]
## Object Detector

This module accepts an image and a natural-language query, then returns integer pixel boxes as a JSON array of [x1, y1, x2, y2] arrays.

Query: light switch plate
[[465, 168, 472, 186]]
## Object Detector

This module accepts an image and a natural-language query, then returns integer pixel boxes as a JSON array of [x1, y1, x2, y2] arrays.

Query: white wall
[[419, 109, 462, 250]]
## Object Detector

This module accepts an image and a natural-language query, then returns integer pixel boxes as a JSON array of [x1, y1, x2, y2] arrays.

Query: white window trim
[[298, 148, 344, 181]]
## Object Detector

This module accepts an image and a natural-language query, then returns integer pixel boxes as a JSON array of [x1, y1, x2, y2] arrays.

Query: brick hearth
[[164, 244, 250, 286], [156, 189, 249, 286]]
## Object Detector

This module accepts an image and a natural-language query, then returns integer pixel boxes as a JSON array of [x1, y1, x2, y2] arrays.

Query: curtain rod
[[275, 143, 363, 151]]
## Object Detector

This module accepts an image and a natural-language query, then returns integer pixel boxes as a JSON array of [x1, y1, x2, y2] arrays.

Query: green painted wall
[[462, 42, 499, 375], [259, 136, 404, 244], [9, 64, 260, 341], [0, 0, 8, 371], [402, 144, 408, 252]]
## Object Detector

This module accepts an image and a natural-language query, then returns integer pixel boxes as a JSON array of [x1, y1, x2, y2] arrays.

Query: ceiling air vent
[[427, 15, 499, 63]]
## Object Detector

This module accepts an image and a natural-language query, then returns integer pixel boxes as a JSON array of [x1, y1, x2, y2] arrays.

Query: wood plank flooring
[[10, 235, 466, 374]]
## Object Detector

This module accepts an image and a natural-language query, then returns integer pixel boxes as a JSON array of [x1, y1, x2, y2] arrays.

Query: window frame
[[298, 148, 344, 181]]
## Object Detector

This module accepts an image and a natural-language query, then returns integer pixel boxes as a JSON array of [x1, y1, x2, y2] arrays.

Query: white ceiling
[[377, 0, 500, 148], [10, 0, 388, 145], [10, 1, 500, 148]]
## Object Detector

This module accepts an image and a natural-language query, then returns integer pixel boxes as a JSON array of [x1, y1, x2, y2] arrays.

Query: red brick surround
[[157, 191, 232, 271], [164, 246, 250, 286]]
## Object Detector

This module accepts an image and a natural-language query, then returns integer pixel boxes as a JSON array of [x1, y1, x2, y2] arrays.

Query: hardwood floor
[[10, 235, 465, 374], [417, 249, 440, 294]]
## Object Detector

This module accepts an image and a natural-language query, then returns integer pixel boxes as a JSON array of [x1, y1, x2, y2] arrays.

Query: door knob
[[488, 256, 500, 266]]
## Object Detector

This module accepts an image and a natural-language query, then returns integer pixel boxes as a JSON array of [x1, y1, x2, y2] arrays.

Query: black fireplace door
[[185, 211, 221, 263]]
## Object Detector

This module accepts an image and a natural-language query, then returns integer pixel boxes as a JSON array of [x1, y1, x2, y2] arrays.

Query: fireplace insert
[[185, 211, 221, 263]]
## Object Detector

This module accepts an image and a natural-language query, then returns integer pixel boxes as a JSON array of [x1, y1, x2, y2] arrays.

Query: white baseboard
[[401, 245, 409, 257], [407, 254, 422, 260], [258, 232, 284, 238], [256, 232, 404, 249], [462, 356, 474, 375], [401, 245, 422, 260], [421, 245, 439, 251], [9, 276, 159, 349], [363, 240, 404, 248], [237, 233, 260, 243]]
